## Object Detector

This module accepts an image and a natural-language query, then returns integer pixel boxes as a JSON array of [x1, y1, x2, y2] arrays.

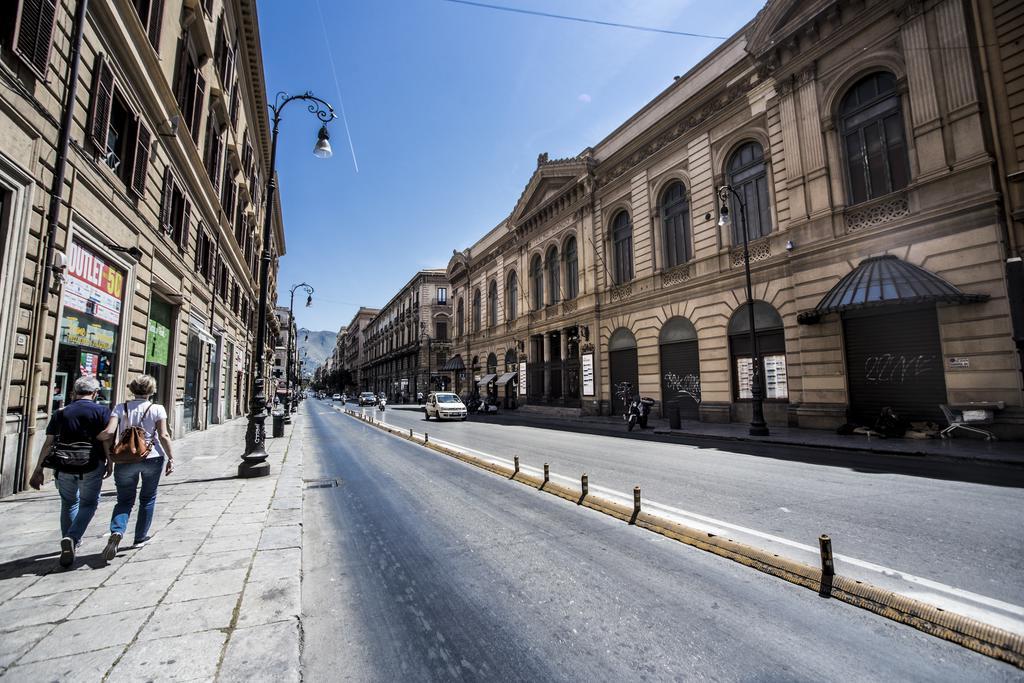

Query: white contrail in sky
[[314, 0, 359, 173]]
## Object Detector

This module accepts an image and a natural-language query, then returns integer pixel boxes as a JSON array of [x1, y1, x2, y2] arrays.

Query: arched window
[[546, 246, 560, 305], [472, 288, 481, 332], [487, 280, 498, 328], [564, 236, 578, 299], [840, 72, 909, 205], [611, 211, 633, 284], [530, 254, 544, 310], [506, 271, 518, 320], [486, 353, 497, 374], [661, 181, 691, 268], [456, 298, 464, 338], [728, 301, 788, 401], [727, 141, 772, 244]]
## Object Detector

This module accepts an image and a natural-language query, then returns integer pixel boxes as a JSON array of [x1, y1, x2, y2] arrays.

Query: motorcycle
[[466, 396, 498, 415], [377, 395, 387, 412], [616, 382, 655, 431]]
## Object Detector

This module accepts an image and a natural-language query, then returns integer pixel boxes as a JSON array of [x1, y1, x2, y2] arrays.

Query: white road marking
[[191, 456, 217, 460]]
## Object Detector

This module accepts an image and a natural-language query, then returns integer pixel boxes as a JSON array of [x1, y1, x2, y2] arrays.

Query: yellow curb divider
[[342, 408, 1024, 669]]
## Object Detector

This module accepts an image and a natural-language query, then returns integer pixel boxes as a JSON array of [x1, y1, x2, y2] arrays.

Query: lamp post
[[717, 185, 770, 437], [240, 92, 334, 479], [285, 284, 313, 415]]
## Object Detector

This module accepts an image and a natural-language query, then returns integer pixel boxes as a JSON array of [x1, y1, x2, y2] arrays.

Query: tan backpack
[[110, 402, 153, 464]]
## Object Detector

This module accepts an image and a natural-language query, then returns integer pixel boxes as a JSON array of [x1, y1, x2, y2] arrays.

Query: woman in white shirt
[[102, 375, 174, 561]]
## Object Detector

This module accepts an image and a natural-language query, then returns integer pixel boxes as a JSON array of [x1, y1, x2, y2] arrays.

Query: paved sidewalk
[[390, 403, 1024, 466], [0, 413, 304, 682]]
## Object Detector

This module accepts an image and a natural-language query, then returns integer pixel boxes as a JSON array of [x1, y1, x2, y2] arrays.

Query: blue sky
[[258, 0, 765, 332]]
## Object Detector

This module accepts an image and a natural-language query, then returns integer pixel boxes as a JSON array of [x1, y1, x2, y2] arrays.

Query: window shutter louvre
[[191, 71, 206, 141], [13, 0, 58, 79], [130, 117, 151, 197], [179, 199, 191, 250], [87, 55, 115, 152], [147, 0, 164, 50], [159, 166, 173, 232]]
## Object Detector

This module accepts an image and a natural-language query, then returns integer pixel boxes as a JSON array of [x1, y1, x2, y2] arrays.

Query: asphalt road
[[351, 401, 1024, 610], [301, 406, 1016, 681]]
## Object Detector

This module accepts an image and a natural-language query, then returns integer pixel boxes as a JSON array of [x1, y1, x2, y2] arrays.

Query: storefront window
[[54, 239, 126, 409], [145, 295, 174, 404]]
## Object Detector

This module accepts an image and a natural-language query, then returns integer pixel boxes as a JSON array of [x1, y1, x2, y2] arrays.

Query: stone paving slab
[[0, 411, 306, 681]]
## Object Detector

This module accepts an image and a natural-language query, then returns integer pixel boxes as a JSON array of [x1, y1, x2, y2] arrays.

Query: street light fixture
[[717, 185, 769, 437], [240, 91, 335, 479], [285, 283, 314, 416], [313, 125, 332, 159]]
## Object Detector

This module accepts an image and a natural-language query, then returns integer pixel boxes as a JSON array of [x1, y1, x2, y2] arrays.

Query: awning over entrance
[[476, 373, 496, 387], [797, 255, 989, 324], [441, 354, 465, 371], [494, 372, 517, 386]]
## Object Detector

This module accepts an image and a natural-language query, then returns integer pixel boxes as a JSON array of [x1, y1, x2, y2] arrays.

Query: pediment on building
[[510, 153, 592, 227], [745, 0, 841, 74]]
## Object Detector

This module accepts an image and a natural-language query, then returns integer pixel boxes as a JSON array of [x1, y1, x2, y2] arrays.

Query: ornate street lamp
[[240, 92, 335, 479], [717, 185, 770, 437], [285, 283, 314, 416]]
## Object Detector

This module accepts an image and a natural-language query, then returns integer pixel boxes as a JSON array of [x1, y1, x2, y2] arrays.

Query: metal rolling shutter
[[609, 348, 638, 415], [843, 307, 947, 423], [660, 341, 701, 420]]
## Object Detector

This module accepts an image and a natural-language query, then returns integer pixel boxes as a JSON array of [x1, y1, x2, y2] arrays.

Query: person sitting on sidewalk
[[102, 375, 175, 561], [29, 375, 117, 567]]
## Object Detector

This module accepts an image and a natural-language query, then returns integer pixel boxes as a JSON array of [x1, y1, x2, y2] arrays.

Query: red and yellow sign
[[64, 240, 124, 325]]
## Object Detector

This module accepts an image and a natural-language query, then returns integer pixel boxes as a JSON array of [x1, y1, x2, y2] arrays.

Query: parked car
[[332, 394, 341, 401], [359, 392, 377, 406], [424, 392, 468, 421]]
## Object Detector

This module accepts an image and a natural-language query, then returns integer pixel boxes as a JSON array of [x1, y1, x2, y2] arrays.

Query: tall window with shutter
[[87, 54, 150, 196], [204, 113, 223, 193], [132, 0, 164, 52], [173, 40, 204, 141], [159, 167, 190, 250], [11, 0, 58, 80]]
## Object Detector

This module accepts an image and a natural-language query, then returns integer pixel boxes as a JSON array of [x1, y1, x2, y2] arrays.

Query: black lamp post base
[[749, 424, 770, 437], [238, 459, 270, 478]]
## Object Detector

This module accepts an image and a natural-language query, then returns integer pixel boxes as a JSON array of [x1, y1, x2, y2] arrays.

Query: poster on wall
[[64, 240, 124, 324], [60, 315, 117, 352], [146, 319, 170, 365], [581, 353, 595, 396], [518, 362, 527, 395]]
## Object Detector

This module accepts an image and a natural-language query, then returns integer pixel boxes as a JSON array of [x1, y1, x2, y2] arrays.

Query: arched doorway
[[728, 302, 788, 421], [608, 328, 638, 414], [659, 317, 700, 420]]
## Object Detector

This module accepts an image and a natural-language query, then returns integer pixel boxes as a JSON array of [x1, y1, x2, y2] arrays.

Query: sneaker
[[102, 532, 122, 561], [59, 537, 75, 567], [132, 535, 152, 548]]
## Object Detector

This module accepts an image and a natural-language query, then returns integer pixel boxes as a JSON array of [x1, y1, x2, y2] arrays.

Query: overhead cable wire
[[314, 0, 360, 172], [439, 0, 727, 40]]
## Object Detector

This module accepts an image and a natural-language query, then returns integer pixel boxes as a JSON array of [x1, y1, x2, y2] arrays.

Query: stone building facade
[[345, 307, 378, 393], [0, 0, 283, 495], [448, 0, 1024, 435], [363, 270, 453, 401]]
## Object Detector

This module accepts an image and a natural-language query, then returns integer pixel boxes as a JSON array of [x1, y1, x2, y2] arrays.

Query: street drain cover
[[303, 478, 343, 490]]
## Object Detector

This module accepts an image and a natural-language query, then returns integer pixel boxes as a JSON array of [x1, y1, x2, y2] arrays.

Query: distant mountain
[[297, 330, 337, 374]]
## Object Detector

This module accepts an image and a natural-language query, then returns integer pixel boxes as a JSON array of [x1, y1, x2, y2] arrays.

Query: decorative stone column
[[560, 328, 569, 405], [542, 331, 552, 400]]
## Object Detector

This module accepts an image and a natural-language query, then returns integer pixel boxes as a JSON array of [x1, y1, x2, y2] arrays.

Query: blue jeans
[[54, 462, 105, 544], [110, 457, 164, 543]]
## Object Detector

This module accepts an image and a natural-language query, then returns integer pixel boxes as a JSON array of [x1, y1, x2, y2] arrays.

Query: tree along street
[[301, 406, 1016, 680], [350, 403, 1024, 612]]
